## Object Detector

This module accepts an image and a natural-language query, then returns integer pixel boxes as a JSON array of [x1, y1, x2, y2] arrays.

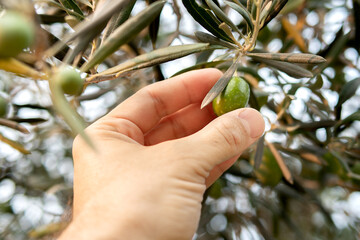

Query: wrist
[[58, 203, 148, 240]]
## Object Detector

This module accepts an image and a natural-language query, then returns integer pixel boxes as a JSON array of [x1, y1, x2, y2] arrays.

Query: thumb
[[178, 108, 265, 170]]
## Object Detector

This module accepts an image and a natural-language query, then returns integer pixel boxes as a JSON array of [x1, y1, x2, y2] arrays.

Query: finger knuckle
[[213, 117, 247, 151]]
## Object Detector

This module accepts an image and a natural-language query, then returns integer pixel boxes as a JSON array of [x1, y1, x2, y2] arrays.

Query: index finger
[[107, 68, 223, 134]]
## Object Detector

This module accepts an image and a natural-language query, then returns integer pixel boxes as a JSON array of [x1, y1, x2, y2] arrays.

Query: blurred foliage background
[[0, 0, 359, 239]]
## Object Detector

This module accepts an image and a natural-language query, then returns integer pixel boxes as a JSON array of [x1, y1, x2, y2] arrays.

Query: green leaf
[[254, 135, 265, 169], [262, 0, 288, 29], [247, 52, 326, 64], [201, 55, 241, 108], [309, 75, 324, 90], [339, 110, 360, 126], [224, 0, 253, 31], [59, 0, 84, 20], [182, 0, 233, 42], [251, 56, 314, 78], [45, 0, 134, 58], [336, 78, 360, 108], [0, 133, 30, 154], [195, 31, 238, 49], [88, 43, 219, 82], [102, 0, 137, 42], [205, 0, 241, 35], [81, 1, 166, 72]]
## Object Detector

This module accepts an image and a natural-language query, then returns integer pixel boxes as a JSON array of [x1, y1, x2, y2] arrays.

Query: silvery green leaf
[[88, 43, 219, 82], [224, 0, 253, 31], [81, 1, 166, 72], [195, 31, 238, 49], [201, 56, 241, 108], [251, 56, 314, 78], [205, 0, 242, 35], [247, 52, 326, 64]]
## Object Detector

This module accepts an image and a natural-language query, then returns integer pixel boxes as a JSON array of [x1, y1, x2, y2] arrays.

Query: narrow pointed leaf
[[182, 0, 233, 42], [0, 133, 30, 154], [205, 0, 241, 34], [148, 0, 161, 48], [224, 0, 253, 31], [59, 0, 84, 20], [254, 135, 265, 169], [336, 77, 360, 108], [0, 58, 45, 80], [201, 56, 240, 108], [102, 0, 137, 42], [266, 141, 293, 184], [251, 56, 313, 78], [89, 43, 218, 82], [195, 31, 238, 49], [281, 17, 307, 52], [45, 0, 133, 57], [247, 52, 326, 64], [336, 110, 360, 128], [0, 119, 29, 134], [262, 0, 288, 29], [81, 1, 166, 72]]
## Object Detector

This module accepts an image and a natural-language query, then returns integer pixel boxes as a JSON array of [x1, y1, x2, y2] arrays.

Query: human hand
[[59, 69, 265, 240]]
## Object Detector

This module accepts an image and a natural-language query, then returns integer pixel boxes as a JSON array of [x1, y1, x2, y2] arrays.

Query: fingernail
[[238, 108, 265, 138]]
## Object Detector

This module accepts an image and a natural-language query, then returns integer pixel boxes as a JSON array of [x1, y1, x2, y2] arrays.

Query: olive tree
[[0, 0, 359, 239]]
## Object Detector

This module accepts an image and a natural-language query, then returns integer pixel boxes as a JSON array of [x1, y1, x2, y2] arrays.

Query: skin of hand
[[59, 68, 265, 240]]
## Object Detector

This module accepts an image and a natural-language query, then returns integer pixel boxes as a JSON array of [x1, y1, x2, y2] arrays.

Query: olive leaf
[[205, 0, 242, 35], [247, 52, 326, 64], [224, 0, 253, 31], [0, 58, 45, 80], [58, 0, 84, 20], [335, 78, 360, 119], [254, 135, 265, 169], [45, 0, 134, 58], [182, 0, 233, 42], [88, 43, 219, 82], [201, 55, 241, 108], [335, 77, 360, 114], [0, 133, 30, 154], [0, 119, 29, 134], [101, 0, 137, 42], [195, 31, 238, 49], [250, 56, 314, 78], [261, 0, 288, 29], [335, 110, 360, 130], [81, 1, 166, 72], [266, 140, 293, 184]]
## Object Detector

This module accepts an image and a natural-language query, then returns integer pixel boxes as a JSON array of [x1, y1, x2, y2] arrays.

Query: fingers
[[175, 108, 265, 174], [144, 103, 216, 145], [106, 68, 223, 134]]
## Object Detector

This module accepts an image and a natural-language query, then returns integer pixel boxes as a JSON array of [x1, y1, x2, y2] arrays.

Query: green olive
[[0, 11, 35, 58], [0, 96, 8, 117], [212, 76, 250, 116], [54, 67, 84, 96]]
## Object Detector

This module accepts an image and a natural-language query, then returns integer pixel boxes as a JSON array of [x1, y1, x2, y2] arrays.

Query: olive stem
[[243, 0, 262, 52]]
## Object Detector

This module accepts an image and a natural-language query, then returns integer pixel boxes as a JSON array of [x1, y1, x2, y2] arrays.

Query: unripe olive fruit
[[0, 96, 8, 117], [0, 11, 35, 58], [212, 76, 250, 116], [54, 67, 84, 96]]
